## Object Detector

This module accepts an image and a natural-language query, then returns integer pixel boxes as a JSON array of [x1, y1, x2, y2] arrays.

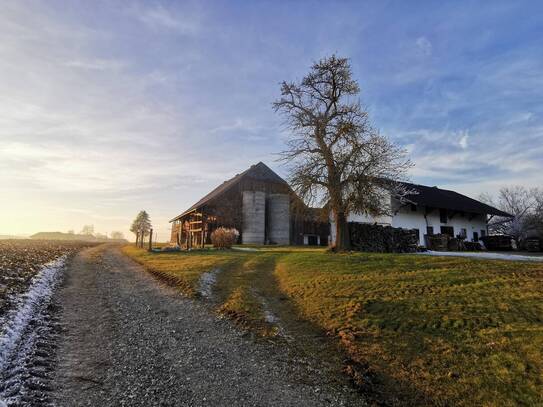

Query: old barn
[[169, 162, 329, 247]]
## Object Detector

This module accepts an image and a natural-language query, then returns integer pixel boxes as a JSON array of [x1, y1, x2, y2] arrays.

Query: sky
[[1, 0, 542, 241]]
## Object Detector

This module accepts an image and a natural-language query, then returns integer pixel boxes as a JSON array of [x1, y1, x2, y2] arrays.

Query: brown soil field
[[0, 240, 98, 319]]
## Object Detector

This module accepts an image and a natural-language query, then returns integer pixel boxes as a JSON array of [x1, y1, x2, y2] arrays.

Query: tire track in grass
[[215, 253, 356, 392]]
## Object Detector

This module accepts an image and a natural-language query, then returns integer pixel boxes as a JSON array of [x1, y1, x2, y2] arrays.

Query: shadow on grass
[[213, 253, 438, 406]]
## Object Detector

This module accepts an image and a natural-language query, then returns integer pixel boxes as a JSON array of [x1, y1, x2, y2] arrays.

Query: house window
[[481, 230, 486, 238], [410, 203, 417, 212], [439, 208, 448, 223], [473, 232, 479, 242], [426, 226, 434, 235], [413, 228, 420, 242], [460, 228, 467, 239], [440, 226, 454, 237]]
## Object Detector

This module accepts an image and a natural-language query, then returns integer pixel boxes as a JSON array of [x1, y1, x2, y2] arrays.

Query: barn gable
[[170, 162, 330, 247]]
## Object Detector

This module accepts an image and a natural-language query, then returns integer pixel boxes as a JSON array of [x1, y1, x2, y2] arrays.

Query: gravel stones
[[51, 245, 366, 406]]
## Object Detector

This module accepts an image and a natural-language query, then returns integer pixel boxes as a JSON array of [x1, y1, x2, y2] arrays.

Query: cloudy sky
[[1, 1, 542, 240]]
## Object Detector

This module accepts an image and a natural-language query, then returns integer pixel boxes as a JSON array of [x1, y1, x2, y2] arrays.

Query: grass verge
[[121, 245, 244, 296], [275, 251, 543, 405], [122, 244, 543, 405]]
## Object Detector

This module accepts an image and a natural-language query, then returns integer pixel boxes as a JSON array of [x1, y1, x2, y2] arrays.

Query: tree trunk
[[135, 233, 139, 247], [335, 212, 351, 251]]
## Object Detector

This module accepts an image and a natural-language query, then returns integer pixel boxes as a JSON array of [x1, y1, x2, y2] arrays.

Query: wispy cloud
[[459, 132, 469, 149], [0, 0, 542, 238], [415, 36, 432, 56], [130, 3, 201, 34]]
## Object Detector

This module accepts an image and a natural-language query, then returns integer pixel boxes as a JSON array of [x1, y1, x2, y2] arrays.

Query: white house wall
[[391, 206, 488, 245], [331, 203, 488, 247]]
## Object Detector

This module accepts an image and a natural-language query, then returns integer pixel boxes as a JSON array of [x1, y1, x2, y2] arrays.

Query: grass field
[[122, 245, 543, 406]]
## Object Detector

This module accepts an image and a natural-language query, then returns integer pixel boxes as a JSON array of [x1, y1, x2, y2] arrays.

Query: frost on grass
[[419, 250, 543, 262], [0, 256, 66, 405], [253, 290, 288, 338], [198, 268, 221, 299]]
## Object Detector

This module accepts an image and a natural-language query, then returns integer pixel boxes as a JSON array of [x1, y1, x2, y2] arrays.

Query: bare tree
[[110, 231, 124, 240], [80, 225, 94, 236], [274, 55, 412, 250], [130, 219, 140, 246], [130, 210, 152, 247], [480, 186, 542, 246]]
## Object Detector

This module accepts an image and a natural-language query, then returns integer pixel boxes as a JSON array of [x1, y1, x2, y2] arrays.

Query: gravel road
[[51, 245, 364, 406]]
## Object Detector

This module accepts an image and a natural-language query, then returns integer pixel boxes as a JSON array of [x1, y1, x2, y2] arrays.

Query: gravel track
[[51, 245, 364, 406]]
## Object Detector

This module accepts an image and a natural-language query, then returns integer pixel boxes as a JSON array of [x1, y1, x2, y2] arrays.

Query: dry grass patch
[[275, 252, 543, 406], [121, 245, 245, 296], [122, 244, 543, 405]]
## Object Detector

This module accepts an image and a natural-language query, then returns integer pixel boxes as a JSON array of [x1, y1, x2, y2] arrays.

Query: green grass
[[121, 245, 246, 295], [275, 252, 543, 406], [122, 244, 543, 405]]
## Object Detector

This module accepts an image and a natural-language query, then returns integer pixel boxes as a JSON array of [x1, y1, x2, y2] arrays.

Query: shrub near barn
[[211, 228, 239, 249]]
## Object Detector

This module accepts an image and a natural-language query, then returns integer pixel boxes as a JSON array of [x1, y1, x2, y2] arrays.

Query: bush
[[210, 227, 239, 249]]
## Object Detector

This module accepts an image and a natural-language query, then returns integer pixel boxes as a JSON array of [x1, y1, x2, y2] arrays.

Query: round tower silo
[[268, 193, 290, 245], [242, 190, 266, 244]]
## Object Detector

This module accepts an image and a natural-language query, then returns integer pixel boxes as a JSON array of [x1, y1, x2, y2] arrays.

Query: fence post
[[148, 228, 153, 251]]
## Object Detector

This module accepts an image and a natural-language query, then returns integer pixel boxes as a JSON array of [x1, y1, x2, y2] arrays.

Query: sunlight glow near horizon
[[1, 1, 542, 241]]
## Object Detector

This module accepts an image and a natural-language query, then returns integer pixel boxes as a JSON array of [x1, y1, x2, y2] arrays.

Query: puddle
[[198, 268, 221, 299]]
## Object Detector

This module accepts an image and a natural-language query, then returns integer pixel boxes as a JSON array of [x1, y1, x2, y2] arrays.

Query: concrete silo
[[267, 193, 290, 245], [242, 190, 266, 244]]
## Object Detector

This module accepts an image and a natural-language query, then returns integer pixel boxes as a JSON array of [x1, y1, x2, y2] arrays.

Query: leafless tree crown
[[480, 186, 543, 243], [274, 55, 413, 217]]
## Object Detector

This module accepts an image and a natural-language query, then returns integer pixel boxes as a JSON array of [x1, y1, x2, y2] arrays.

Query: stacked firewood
[[348, 223, 418, 253]]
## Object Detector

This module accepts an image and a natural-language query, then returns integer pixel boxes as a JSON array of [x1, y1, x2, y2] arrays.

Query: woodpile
[[426, 234, 482, 251], [463, 241, 483, 251], [526, 238, 541, 252], [480, 235, 512, 251], [348, 223, 418, 253], [426, 234, 448, 251]]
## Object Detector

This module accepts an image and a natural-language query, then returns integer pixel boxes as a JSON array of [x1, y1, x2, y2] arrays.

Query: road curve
[[51, 244, 364, 406]]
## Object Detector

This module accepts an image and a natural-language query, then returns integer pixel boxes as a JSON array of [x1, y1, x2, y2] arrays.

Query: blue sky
[[1, 1, 542, 240]]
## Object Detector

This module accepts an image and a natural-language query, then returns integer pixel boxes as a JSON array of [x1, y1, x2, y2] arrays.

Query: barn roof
[[169, 162, 288, 222], [170, 162, 512, 222], [398, 181, 512, 217]]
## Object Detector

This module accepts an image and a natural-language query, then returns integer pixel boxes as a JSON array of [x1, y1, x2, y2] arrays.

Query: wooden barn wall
[[171, 176, 330, 245]]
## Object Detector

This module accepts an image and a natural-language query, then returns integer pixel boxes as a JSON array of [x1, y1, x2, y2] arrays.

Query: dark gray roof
[[399, 181, 512, 217], [170, 163, 512, 222], [170, 162, 288, 222]]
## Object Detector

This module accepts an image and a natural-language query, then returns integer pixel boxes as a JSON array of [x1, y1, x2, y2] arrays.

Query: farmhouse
[[169, 162, 329, 247], [331, 182, 512, 247], [171, 162, 510, 248]]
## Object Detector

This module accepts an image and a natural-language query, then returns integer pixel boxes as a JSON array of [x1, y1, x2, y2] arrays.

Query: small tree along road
[[130, 210, 152, 247], [274, 55, 412, 251]]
